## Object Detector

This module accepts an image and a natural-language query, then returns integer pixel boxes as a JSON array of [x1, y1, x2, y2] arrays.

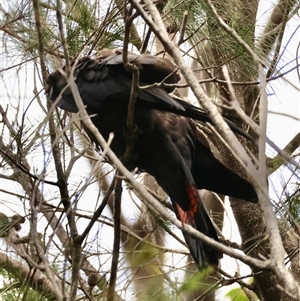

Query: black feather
[[46, 51, 258, 269]]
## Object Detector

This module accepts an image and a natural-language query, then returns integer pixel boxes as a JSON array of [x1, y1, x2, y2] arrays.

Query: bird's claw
[[123, 123, 139, 143]]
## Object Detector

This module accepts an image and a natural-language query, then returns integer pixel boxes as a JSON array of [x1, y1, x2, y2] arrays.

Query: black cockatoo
[[46, 49, 258, 269]]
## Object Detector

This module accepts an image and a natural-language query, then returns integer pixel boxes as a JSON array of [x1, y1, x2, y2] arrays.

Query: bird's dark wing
[[133, 111, 222, 268], [46, 55, 185, 113], [134, 112, 257, 267], [97, 49, 181, 91], [193, 129, 258, 203], [46, 54, 253, 141], [145, 95, 254, 141]]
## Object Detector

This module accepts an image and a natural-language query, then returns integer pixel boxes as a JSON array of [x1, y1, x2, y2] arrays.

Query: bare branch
[[107, 175, 122, 301], [0, 250, 57, 300], [256, 0, 297, 59], [268, 132, 300, 174]]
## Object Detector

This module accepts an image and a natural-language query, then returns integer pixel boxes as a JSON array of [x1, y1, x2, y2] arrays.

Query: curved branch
[[268, 131, 300, 175], [256, 0, 298, 59], [0, 250, 57, 300]]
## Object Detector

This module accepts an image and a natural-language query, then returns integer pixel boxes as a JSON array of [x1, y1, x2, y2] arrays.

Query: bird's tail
[[168, 154, 222, 269], [172, 182, 222, 269]]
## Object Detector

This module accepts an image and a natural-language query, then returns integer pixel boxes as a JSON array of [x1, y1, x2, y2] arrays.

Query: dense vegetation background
[[0, 0, 299, 300]]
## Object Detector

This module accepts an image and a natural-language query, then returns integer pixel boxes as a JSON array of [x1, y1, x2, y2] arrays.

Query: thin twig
[[55, 0, 70, 71], [177, 11, 189, 46], [106, 175, 122, 301], [77, 176, 117, 244], [122, 8, 140, 163]]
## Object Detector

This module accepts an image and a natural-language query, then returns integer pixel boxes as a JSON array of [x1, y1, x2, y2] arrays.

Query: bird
[[46, 49, 258, 269]]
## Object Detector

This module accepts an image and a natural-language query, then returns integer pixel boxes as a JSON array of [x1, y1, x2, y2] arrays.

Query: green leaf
[[179, 267, 214, 293], [225, 287, 251, 301]]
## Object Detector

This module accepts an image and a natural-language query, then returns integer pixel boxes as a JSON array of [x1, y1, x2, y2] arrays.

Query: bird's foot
[[122, 124, 140, 163], [123, 123, 139, 143]]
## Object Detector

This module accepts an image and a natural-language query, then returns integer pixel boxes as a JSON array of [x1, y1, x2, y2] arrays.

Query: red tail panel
[[173, 183, 221, 268], [175, 184, 199, 226]]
